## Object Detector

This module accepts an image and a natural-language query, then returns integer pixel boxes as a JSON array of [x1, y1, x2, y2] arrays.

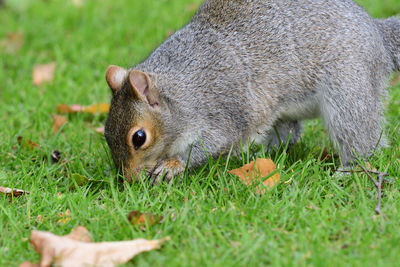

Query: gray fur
[[106, 0, 400, 178]]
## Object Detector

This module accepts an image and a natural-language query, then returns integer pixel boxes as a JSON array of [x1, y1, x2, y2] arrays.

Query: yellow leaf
[[56, 103, 110, 114], [83, 103, 110, 114]]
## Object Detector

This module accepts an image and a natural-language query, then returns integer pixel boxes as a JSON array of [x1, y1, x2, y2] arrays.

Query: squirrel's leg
[[150, 133, 238, 184], [319, 78, 387, 166], [264, 120, 302, 150], [149, 157, 186, 184]]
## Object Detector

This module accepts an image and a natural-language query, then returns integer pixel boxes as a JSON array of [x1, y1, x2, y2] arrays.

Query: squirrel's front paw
[[149, 158, 185, 184]]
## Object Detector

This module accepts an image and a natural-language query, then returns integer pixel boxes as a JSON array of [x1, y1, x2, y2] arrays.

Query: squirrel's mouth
[[122, 165, 144, 184]]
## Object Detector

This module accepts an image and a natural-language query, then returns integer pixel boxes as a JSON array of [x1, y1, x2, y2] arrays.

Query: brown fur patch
[[164, 158, 185, 170]]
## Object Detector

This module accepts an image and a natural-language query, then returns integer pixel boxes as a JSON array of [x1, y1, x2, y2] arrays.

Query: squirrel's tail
[[375, 17, 400, 72]]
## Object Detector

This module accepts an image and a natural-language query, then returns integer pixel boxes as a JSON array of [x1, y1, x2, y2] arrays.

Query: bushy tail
[[375, 17, 400, 72]]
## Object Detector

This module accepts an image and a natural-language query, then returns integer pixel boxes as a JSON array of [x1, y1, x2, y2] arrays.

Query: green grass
[[0, 0, 399, 266]]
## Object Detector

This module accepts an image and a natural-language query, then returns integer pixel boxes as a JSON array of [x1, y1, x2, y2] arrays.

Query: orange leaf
[[17, 136, 40, 150], [229, 158, 280, 194], [51, 115, 67, 133], [128, 211, 163, 230], [32, 62, 56, 86], [57, 209, 71, 225], [55, 104, 72, 113]]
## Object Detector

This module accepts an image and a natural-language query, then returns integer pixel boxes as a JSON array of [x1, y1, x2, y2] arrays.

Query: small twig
[[358, 166, 387, 217], [374, 173, 384, 216], [337, 165, 388, 216], [359, 165, 379, 189], [337, 169, 388, 177]]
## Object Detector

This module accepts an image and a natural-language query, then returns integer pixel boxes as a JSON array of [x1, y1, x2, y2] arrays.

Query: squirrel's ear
[[106, 65, 128, 94], [128, 70, 159, 107]]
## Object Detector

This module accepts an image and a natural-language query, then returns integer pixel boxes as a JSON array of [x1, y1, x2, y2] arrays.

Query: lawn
[[1, 0, 399, 266]]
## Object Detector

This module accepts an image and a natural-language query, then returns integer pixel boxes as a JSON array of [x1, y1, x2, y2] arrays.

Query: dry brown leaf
[[229, 158, 280, 194], [319, 148, 332, 161], [0, 186, 29, 197], [17, 136, 40, 150], [55, 104, 73, 113], [128, 211, 163, 230], [33, 62, 56, 86], [51, 115, 67, 133], [56, 103, 110, 114], [26, 227, 169, 267], [0, 32, 24, 54]]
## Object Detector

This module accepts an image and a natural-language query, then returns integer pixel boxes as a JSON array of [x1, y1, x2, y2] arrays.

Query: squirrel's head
[[104, 65, 166, 183]]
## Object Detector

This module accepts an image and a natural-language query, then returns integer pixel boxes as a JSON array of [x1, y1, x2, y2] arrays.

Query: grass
[[0, 0, 399, 266]]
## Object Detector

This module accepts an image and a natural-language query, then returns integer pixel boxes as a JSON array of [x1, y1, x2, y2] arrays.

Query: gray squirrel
[[104, 0, 400, 183]]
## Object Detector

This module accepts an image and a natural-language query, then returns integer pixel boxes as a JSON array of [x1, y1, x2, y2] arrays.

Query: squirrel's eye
[[132, 129, 146, 149]]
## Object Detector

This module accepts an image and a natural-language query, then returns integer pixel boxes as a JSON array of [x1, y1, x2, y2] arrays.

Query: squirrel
[[104, 0, 400, 183]]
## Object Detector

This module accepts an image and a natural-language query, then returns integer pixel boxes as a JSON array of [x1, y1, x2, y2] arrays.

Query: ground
[[0, 0, 399, 266]]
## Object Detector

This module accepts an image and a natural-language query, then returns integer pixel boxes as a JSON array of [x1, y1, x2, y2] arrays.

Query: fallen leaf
[[57, 209, 71, 225], [128, 211, 163, 230], [71, 0, 84, 7], [366, 162, 371, 170], [319, 148, 332, 161], [51, 115, 67, 133], [70, 173, 89, 187], [165, 29, 174, 38], [95, 126, 105, 134], [0, 32, 24, 54], [63, 226, 91, 242], [86, 103, 110, 113], [17, 136, 40, 150], [306, 203, 321, 210], [56, 103, 110, 114], [37, 215, 44, 223], [33, 62, 56, 86], [0, 186, 29, 197], [25, 227, 169, 267], [55, 104, 72, 113], [228, 158, 280, 194], [186, 3, 198, 12], [19, 262, 39, 267]]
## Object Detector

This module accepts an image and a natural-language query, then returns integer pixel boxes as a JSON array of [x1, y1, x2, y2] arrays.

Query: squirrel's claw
[[148, 158, 185, 185]]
